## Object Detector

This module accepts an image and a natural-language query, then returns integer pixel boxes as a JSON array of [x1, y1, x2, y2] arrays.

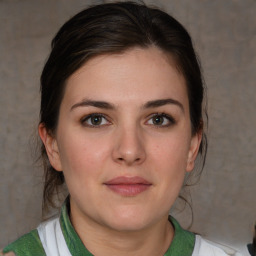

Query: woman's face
[[41, 47, 201, 232]]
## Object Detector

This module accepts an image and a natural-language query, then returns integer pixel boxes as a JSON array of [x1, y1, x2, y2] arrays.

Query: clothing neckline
[[59, 198, 195, 256]]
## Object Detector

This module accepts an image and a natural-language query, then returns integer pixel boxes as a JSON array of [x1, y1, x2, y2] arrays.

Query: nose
[[112, 125, 146, 166]]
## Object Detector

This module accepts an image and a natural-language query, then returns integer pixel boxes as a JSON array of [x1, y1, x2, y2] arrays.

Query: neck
[[70, 201, 174, 256]]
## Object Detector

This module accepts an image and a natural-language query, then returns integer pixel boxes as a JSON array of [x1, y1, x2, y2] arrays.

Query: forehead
[[63, 47, 188, 108]]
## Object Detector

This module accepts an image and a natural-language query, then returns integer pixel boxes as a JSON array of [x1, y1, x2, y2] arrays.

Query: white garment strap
[[37, 217, 72, 256], [193, 235, 244, 256], [37, 218, 245, 256]]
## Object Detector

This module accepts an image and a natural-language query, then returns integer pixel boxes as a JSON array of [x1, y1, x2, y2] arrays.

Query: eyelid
[[80, 113, 112, 127], [145, 113, 176, 127]]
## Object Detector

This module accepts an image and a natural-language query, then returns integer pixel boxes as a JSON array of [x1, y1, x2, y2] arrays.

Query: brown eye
[[152, 115, 164, 125], [82, 114, 109, 127], [147, 113, 175, 127], [90, 115, 103, 125]]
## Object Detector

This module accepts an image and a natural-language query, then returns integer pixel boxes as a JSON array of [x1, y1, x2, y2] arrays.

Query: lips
[[104, 176, 152, 197]]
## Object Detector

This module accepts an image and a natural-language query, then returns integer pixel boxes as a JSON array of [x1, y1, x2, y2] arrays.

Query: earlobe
[[186, 131, 202, 172], [38, 123, 62, 171]]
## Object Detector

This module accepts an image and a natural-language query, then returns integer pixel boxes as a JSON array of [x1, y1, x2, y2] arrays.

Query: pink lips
[[104, 176, 152, 196]]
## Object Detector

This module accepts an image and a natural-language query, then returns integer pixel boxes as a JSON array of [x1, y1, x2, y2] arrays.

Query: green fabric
[[164, 216, 195, 256], [60, 199, 93, 255], [2, 229, 46, 256], [60, 199, 195, 256], [3, 199, 195, 256]]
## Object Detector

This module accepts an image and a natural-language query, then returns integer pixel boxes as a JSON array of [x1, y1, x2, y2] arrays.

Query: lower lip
[[105, 184, 151, 196]]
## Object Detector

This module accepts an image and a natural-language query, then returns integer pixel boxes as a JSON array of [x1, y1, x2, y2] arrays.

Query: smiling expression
[[41, 47, 201, 232]]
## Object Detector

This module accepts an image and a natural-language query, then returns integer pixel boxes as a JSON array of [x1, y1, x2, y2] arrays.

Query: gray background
[[0, 0, 255, 254]]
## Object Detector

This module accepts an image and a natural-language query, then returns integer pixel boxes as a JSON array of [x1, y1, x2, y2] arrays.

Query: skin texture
[[39, 47, 202, 256]]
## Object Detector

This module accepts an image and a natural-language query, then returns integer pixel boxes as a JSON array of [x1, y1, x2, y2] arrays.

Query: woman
[[1, 2, 242, 256]]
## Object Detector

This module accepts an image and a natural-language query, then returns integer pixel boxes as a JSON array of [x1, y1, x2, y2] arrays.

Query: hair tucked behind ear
[[39, 1, 207, 215]]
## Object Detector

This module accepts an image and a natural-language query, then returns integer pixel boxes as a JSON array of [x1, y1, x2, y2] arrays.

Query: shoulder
[[0, 250, 15, 256], [2, 229, 46, 256], [193, 235, 244, 256]]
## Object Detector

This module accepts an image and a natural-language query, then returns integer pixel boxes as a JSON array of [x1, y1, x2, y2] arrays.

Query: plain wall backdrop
[[0, 0, 255, 254]]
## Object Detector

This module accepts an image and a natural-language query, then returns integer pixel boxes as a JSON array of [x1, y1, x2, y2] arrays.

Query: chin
[[107, 218, 149, 232], [103, 208, 154, 232]]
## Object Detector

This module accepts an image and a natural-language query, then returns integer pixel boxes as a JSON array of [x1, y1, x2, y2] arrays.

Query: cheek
[[148, 141, 188, 211], [151, 135, 190, 170], [57, 132, 111, 178], [149, 133, 191, 193]]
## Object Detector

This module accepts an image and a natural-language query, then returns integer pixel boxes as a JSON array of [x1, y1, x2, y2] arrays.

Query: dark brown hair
[[40, 1, 207, 214]]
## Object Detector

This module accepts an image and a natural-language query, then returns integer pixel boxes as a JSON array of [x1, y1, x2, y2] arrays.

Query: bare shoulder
[[0, 250, 15, 256]]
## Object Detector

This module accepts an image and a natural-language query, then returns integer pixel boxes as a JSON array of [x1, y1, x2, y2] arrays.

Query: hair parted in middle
[[39, 1, 207, 213]]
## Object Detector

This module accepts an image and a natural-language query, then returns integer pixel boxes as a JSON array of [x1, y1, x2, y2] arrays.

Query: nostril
[[116, 157, 141, 163]]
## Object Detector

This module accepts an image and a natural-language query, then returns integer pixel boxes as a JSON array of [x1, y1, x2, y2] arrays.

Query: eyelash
[[146, 113, 176, 127], [80, 113, 111, 128], [80, 113, 176, 128]]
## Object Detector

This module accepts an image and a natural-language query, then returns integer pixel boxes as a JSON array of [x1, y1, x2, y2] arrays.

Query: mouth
[[103, 176, 152, 197]]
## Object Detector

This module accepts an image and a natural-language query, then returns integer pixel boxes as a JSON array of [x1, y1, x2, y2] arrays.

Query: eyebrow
[[71, 99, 115, 111], [70, 98, 184, 112], [143, 98, 184, 112]]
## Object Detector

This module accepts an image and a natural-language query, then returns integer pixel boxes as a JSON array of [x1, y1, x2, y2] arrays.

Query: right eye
[[81, 114, 110, 127]]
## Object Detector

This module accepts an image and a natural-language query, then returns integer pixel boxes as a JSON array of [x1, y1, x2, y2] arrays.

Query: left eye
[[146, 114, 175, 127], [82, 114, 109, 127]]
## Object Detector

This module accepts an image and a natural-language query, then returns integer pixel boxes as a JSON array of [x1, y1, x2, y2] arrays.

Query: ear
[[38, 123, 62, 171], [186, 130, 202, 172]]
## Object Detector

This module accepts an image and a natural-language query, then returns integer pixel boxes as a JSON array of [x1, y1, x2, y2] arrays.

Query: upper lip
[[104, 176, 151, 185]]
